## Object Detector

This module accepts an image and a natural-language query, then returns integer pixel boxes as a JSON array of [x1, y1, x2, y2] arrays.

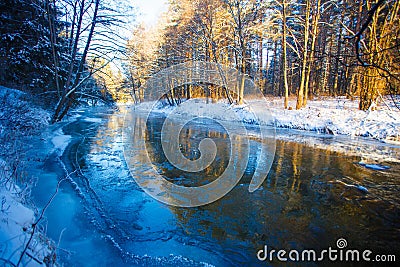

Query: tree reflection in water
[[137, 112, 400, 264]]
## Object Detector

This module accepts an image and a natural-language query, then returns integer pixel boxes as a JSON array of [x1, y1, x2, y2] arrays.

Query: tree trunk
[[303, 0, 320, 106], [282, 1, 289, 109], [296, 0, 311, 110], [52, 0, 100, 123], [270, 38, 278, 95]]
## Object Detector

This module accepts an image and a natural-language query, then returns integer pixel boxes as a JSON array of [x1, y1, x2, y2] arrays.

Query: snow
[[83, 117, 103, 123], [51, 129, 72, 156], [0, 86, 56, 266], [0, 86, 50, 136], [266, 97, 399, 142], [0, 160, 55, 266], [134, 98, 259, 124], [132, 97, 400, 162], [133, 97, 400, 142]]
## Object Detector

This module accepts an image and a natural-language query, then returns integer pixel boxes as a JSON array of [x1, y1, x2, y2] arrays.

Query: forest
[[127, 0, 400, 110], [0, 0, 399, 120], [1, 1, 400, 266]]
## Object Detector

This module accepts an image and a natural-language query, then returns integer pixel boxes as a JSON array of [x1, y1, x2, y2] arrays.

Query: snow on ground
[[0, 86, 56, 266], [0, 159, 56, 266], [133, 96, 400, 162], [0, 86, 50, 136], [265, 96, 399, 142], [134, 96, 400, 142]]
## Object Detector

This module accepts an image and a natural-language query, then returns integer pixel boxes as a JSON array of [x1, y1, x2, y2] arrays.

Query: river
[[28, 105, 400, 266]]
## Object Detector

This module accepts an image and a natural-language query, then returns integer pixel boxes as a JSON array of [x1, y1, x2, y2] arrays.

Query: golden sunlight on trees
[[352, 0, 400, 110], [125, 0, 399, 111], [91, 59, 128, 102]]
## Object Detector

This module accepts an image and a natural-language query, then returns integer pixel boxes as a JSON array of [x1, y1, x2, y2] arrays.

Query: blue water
[[27, 106, 400, 266]]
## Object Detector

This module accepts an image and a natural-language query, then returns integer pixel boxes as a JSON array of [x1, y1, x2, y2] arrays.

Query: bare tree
[[51, 0, 129, 122]]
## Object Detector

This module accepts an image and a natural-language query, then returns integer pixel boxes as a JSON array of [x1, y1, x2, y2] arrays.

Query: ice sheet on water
[[51, 128, 72, 155], [358, 162, 390, 171], [83, 117, 103, 123]]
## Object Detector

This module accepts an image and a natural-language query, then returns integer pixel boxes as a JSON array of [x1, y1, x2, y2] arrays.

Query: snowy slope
[[265, 97, 399, 142], [0, 159, 56, 266], [132, 97, 400, 163], [134, 97, 400, 142], [0, 86, 56, 266]]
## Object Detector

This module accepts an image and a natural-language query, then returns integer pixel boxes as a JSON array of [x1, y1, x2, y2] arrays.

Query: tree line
[[0, 0, 130, 122], [1, 0, 398, 121], [126, 0, 399, 110]]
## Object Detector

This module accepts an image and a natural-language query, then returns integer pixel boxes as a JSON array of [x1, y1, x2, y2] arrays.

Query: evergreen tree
[[0, 0, 65, 93]]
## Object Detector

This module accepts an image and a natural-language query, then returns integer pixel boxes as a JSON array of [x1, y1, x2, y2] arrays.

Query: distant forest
[[1, 0, 399, 121]]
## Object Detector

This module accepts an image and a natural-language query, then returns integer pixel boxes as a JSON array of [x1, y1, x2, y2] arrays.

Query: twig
[[16, 173, 73, 266], [0, 258, 17, 267], [25, 251, 42, 264], [57, 228, 67, 250], [345, 0, 386, 66]]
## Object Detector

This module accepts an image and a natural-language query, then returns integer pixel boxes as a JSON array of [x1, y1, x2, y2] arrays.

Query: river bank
[[0, 87, 57, 266], [135, 96, 400, 142], [133, 97, 400, 163]]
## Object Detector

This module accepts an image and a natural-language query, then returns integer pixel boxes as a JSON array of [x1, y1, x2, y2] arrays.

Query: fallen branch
[[16, 170, 76, 266]]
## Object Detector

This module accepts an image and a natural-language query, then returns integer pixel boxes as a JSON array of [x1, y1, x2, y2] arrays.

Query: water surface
[[29, 106, 400, 266]]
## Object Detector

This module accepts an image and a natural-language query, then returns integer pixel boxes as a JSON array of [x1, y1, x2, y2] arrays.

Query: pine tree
[[0, 0, 64, 93]]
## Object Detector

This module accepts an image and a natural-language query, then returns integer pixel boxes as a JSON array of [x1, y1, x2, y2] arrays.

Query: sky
[[132, 0, 169, 27]]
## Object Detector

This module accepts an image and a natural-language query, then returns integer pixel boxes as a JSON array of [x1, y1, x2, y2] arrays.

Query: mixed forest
[[0, 2, 399, 264], [1, 0, 399, 121]]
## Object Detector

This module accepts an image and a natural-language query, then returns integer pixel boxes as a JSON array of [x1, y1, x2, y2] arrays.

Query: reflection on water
[[43, 106, 400, 266], [145, 116, 231, 187]]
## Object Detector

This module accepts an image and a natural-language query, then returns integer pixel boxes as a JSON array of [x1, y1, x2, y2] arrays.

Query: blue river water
[[28, 106, 400, 266]]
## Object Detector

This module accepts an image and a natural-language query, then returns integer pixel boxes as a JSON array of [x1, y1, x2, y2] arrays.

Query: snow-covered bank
[[134, 97, 400, 142], [0, 86, 57, 266], [0, 159, 57, 266], [267, 97, 399, 142], [133, 97, 400, 162], [0, 86, 50, 136]]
